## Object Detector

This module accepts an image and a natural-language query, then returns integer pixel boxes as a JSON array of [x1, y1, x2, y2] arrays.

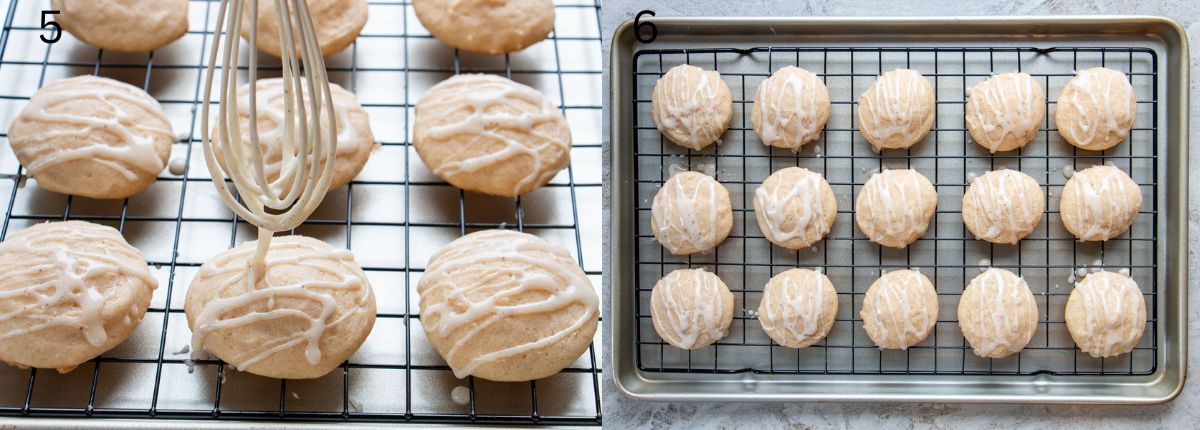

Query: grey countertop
[[599, 0, 1200, 428]]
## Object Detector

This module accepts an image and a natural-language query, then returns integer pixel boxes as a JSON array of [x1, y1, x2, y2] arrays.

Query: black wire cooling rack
[[630, 45, 1158, 377], [0, 0, 602, 426]]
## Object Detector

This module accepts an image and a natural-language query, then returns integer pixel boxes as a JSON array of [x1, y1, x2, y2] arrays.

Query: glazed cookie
[[861, 269, 937, 350], [962, 169, 1045, 244], [242, 0, 368, 57], [958, 268, 1038, 358], [413, 0, 554, 55], [0, 221, 157, 372], [651, 268, 734, 349], [854, 169, 938, 248], [1055, 67, 1137, 151], [215, 78, 375, 191], [1060, 165, 1142, 241], [52, 0, 188, 52], [413, 74, 570, 197], [418, 230, 599, 381], [8, 76, 174, 199], [751, 66, 831, 150], [1065, 271, 1146, 358], [753, 167, 837, 249], [651, 171, 733, 255], [966, 72, 1046, 153], [651, 64, 733, 150], [185, 236, 376, 379], [757, 269, 838, 348], [858, 69, 935, 150]]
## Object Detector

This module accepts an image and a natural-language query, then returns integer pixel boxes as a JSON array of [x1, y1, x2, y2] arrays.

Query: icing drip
[[652, 269, 730, 349], [858, 69, 934, 150], [866, 270, 934, 349], [966, 73, 1044, 153], [13, 76, 172, 181], [755, 167, 830, 248], [1074, 273, 1144, 357], [189, 238, 370, 370], [965, 169, 1043, 243], [418, 231, 599, 379], [1058, 68, 1137, 150], [418, 74, 569, 196], [0, 222, 156, 347], [226, 78, 364, 195], [651, 171, 727, 254], [753, 66, 828, 149], [967, 269, 1036, 357], [1066, 166, 1141, 241], [857, 169, 935, 248], [653, 64, 730, 148], [759, 269, 828, 345]]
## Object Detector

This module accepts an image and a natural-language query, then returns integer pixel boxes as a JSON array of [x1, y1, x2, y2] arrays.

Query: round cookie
[[966, 72, 1046, 153], [757, 269, 838, 348], [1055, 67, 1137, 151], [413, 74, 571, 197], [651, 268, 734, 349], [753, 167, 837, 249], [1060, 165, 1142, 241], [858, 69, 935, 150], [0, 221, 157, 373], [417, 230, 598, 381], [651, 171, 733, 255], [962, 169, 1045, 244], [651, 64, 733, 151], [861, 269, 937, 350], [51, 0, 188, 52], [1065, 271, 1146, 358], [242, 0, 368, 58], [958, 268, 1038, 358], [8, 75, 174, 200], [413, 0, 554, 55], [216, 78, 375, 192], [854, 169, 938, 248], [185, 236, 376, 379], [751, 66, 831, 150]]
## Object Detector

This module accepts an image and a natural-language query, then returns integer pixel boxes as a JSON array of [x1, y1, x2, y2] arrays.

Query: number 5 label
[[41, 10, 61, 44]]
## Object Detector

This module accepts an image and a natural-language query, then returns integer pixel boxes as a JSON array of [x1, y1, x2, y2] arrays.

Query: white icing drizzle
[[754, 167, 831, 248], [652, 268, 730, 349], [1073, 272, 1144, 357], [651, 171, 726, 254], [1058, 67, 1137, 150], [966, 269, 1036, 357], [865, 270, 934, 349], [417, 74, 569, 196], [0, 222, 156, 347], [652, 64, 729, 149], [1066, 166, 1141, 241], [759, 269, 829, 346], [418, 230, 598, 379], [14, 76, 172, 181], [858, 69, 934, 150], [188, 237, 370, 371], [966, 72, 1043, 153], [753, 66, 828, 149], [965, 169, 1043, 243], [856, 169, 935, 248]]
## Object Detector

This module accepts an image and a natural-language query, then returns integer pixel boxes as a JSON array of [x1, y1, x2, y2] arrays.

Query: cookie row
[[651, 164, 1141, 252], [0, 221, 598, 382], [651, 64, 1137, 154], [650, 267, 1146, 359]]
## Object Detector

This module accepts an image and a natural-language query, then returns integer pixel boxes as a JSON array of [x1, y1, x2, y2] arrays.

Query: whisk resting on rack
[[200, 0, 338, 269]]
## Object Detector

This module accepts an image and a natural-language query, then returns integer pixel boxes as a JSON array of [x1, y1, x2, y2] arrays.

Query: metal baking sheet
[[608, 16, 1188, 404], [0, 0, 604, 426]]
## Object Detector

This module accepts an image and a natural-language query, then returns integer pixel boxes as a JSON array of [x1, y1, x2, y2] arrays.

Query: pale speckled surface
[[600, 0, 1200, 428]]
